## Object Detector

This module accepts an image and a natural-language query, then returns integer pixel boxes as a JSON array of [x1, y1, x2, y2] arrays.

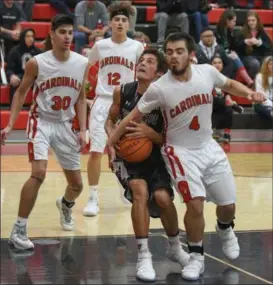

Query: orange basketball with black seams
[[117, 136, 153, 163]]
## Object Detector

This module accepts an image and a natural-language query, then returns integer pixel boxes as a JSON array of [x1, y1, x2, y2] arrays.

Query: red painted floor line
[[1, 142, 272, 155]]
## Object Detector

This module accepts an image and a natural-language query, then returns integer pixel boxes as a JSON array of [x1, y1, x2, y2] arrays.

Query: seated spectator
[[211, 55, 244, 143], [216, 9, 253, 86], [155, 0, 189, 45], [254, 56, 273, 120], [195, 27, 236, 79], [15, 0, 35, 21], [133, 31, 151, 48], [6, 29, 41, 101], [247, 0, 271, 9], [74, 0, 109, 53], [236, 10, 273, 80], [0, 0, 25, 60], [49, 0, 74, 18]]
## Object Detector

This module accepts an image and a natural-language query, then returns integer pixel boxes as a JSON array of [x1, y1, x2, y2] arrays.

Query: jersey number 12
[[108, 72, 121, 86], [189, 115, 200, 131]]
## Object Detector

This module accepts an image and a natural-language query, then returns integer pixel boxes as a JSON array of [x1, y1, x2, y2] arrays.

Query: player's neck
[[173, 65, 192, 82], [111, 34, 127, 44], [52, 49, 70, 62], [137, 81, 150, 95]]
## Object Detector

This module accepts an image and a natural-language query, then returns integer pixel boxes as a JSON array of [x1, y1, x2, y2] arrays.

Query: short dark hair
[[139, 48, 168, 74], [108, 1, 134, 20], [51, 14, 74, 31], [163, 32, 196, 53], [200, 27, 215, 35]]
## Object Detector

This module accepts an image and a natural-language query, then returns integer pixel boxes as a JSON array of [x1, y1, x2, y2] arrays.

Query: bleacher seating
[[1, 1, 272, 131]]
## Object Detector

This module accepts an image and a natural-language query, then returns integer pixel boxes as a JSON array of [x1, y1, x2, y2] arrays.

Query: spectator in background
[[0, 0, 25, 60], [254, 56, 273, 120], [6, 29, 41, 101], [15, 0, 35, 21], [236, 10, 273, 80], [74, 0, 109, 53], [49, 0, 74, 18], [216, 9, 253, 87], [155, 0, 189, 45], [247, 0, 271, 9], [211, 55, 244, 143], [133, 31, 151, 48], [195, 27, 236, 78]]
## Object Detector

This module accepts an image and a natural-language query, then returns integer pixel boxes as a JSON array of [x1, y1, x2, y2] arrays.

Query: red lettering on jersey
[[206, 93, 212, 103], [105, 57, 109, 65], [175, 105, 182, 116], [179, 100, 187, 112], [70, 78, 75, 89], [201, 94, 207, 104], [194, 94, 201, 105], [101, 58, 105, 68], [56, 77, 62, 87], [190, 96, 196, 107], [45, 80, 50, 91], [120, 57, 125, 66], [40, 82, 45, 92], [170, 108, 176, 118], [185, 97, 193, 109], [64, 77, 70, 87], [100, 56, 134, 71], [109, 56, 114, 64]]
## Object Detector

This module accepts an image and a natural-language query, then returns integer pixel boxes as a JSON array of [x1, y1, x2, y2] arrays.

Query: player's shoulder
[[127, 38, 143, 48], [95, 37, 111, 47], [70, 51, 88, 64], [152, 71, 170, 88], [193, 63, 215, 73]]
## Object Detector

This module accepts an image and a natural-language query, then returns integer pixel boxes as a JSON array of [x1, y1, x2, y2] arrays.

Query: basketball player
[[83, 2, 144, 216], [105, 48, 190, 281], [107, 33, 266, 281], [1, 14, 89, 250]]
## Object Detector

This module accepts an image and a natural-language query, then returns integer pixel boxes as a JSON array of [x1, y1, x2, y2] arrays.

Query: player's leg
[[148, 162, 190, 268], [204, 140, 239, 260], [9, 118, 50, 250], [84, 98, 111, 216], [162, 146, 206, 281], [52, 121, 83, 231], [128, 178, 156, 281]]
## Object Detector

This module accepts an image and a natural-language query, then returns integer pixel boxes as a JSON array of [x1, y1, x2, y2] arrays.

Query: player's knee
[[218, 203, 235, 215], [130, 181, 149, 203], [31, 169, 46, 183], [154, 190, 172, 209], [70, 181, 83, 193], [186, 198, 204, 218]]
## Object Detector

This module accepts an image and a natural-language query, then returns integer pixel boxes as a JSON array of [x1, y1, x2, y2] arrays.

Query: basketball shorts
[[113, 157, 174, 218], [27, 116, 81, 170], [162, 138, 236, 205], [89, 96, 112, 153]]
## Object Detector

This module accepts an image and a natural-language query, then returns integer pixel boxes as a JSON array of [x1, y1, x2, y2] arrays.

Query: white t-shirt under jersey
[[88, 37, 144, 97], [137, 64, 228, 149], [32, 51, 88, 121]]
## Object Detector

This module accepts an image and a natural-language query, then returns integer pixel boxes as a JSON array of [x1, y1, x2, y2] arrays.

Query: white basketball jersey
[[137, 64, 228, 149], [31, 51, 88, 121], [88, 38, 144, 97]]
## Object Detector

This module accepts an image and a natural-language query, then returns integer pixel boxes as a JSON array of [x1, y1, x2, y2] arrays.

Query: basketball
[[117, 136, 153, 163]]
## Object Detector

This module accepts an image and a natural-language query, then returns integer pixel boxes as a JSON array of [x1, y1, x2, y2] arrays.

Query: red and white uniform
[[27, 50, 88, 170], [88, 37, 144, 153], [137, 64, 236, 205]]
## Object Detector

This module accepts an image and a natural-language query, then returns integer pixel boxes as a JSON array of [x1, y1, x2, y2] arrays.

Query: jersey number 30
[[51, 96, 71, 111], [108, 72, 121, 86], [189, 115, 200, 131]]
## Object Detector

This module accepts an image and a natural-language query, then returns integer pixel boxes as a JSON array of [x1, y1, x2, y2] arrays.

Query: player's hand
[[247, 92, 266, 103], [107, 144, 116, 170], [125, 121, 152, 139], [78, 130, 87, 151], [1, 126, 12, 145]]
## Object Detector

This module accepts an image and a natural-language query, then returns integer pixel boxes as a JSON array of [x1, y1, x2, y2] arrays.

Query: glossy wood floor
[[1, 149, 272, 238]]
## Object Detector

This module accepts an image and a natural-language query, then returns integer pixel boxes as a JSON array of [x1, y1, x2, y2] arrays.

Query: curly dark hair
[[108, 1, 135, 19]]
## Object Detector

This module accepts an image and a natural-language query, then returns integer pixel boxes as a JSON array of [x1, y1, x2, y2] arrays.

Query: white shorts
[[89, 96, 112, 153], [162, 139, 236, 205], [27, 116, 81, 170]]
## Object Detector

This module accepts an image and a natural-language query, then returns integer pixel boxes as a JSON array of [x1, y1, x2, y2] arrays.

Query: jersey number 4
[[51, 96, 71, 111], [189, 115, 200, 131], [108, 72, 121, 86]]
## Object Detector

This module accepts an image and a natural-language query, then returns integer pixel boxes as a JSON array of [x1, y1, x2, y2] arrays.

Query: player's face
[[51, 25, 73, 51], [248, 16, 257, 30], [165, 40, 192, 76], [110, 15, 129, 36], [211, 57, 223, 72], [25, 30, 35, 47], [136, 54, 159, 81]]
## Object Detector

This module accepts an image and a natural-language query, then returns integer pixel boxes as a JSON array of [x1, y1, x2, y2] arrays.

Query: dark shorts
[[113, 156, 174, 218]]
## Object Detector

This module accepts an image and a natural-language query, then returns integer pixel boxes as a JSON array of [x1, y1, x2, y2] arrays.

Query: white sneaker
[[136, 251, 156, 281], [216, 225, 240, 260], [181, 253, 204, 281], [56, 198, 74, 231], [167, 245, 190, 268], [8, 224, 34, 250], [83, 196, 100, 216]]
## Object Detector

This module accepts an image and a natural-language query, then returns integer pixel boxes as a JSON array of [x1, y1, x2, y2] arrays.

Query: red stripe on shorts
[[28, 142, 34, 162], [178, 181, 192, 203]]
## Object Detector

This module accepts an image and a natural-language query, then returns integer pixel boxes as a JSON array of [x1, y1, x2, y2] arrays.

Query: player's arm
[[105, 86, 121, 137], [76, 63, 91, 132], [6, 58, 37, 130]]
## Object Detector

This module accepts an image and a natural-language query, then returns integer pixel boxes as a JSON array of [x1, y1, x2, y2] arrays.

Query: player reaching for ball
[[105, 49, 190, 282]]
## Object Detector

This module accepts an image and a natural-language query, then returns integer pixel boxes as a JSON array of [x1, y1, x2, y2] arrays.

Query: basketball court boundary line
[[162, 234, 273, 284]]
